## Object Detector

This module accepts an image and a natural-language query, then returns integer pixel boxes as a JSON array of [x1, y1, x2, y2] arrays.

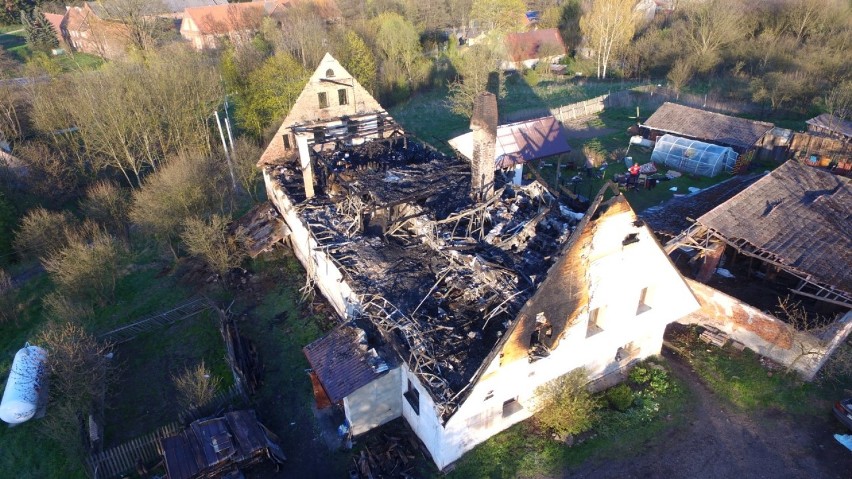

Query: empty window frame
[[586, 307, 603, 337], [318, 91, 329, 109], [502, 398, 522, 417], [404, 379, 420, 415], [282, 133, 292, 150], [338, 88, 348, 106], [636, 287, 652, 315]]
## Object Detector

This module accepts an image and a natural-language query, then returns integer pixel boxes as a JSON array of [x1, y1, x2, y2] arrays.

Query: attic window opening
[[325, 68, 335, 78], [404, 379, 420, 415], [318, 91, 329, 109], [502, 398, 522, 418]]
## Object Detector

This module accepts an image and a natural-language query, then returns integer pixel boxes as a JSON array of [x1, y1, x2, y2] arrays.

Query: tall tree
[[580, 0, 636, 79], [20, 7, 59, 52], [374, 12, 427, 93], [236, 52, 309, 138], [339, 30, 377, 95], [470, 0, 526, 33], [447, 43, 501, 117], [679, 0, 747, 72]]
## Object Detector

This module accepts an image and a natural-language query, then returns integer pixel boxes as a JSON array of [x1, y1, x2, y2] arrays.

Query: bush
[[42, 228, 126, 306], [523, 67, 540, 86], [534, 368, 599, 437], [605, 383, 634, 412], [629, 363, 673, 399], [14, 207, 77, 260]]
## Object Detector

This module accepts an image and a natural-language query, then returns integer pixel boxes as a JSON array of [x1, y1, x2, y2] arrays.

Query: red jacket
[[629, 164, 640, 175]]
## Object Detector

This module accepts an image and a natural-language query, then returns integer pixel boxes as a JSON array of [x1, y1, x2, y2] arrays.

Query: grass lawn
[[449, 359, 690, 479], [0, 26, 28, 60], [665, 325, 848, 416], [1, 24, 102, 73]]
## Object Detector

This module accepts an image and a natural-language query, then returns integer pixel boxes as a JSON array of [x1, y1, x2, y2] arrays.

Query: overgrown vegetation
[[451, 358, 688, 478]]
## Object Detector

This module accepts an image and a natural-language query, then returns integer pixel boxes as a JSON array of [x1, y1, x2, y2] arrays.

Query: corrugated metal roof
[[697, 161, 851, 294], [641, 102, 773, 150], [449, 116, 571, 168]]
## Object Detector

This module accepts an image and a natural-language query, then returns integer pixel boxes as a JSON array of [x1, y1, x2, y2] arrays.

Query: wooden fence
[[85, 422, 180, 479], [98, 296, 213, 344]]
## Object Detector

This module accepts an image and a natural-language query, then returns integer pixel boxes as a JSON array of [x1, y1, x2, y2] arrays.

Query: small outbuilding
[[650, 134, 737, 177]]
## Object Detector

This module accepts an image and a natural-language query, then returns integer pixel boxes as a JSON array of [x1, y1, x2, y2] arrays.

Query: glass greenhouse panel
[[650, 134, 738, 177]]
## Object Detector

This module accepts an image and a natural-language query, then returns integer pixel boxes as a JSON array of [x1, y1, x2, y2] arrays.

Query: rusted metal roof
[[450, 116, 572, 168], [303, 323, 390, 403], [697, 161, 852, 294], [641, 102, 773, 150], [505, 28, 566, 62]]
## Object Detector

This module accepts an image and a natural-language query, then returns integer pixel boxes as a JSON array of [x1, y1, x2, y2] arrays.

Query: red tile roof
[[183, 1, 268, 35], [505, 28, 566, 62], [43, 13, 65, 44]]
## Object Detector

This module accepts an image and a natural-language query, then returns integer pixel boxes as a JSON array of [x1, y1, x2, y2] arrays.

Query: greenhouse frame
[[650, 134, 738, 177]]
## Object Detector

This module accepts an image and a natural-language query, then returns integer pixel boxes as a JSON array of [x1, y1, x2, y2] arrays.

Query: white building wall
[[344, 367, 403, 435]]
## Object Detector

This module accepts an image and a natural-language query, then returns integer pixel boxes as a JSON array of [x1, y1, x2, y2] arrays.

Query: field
[[0, 24, 102, 75]]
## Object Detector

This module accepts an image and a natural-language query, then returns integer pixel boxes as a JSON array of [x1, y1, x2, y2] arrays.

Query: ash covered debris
[[266, 131, 584, 420]]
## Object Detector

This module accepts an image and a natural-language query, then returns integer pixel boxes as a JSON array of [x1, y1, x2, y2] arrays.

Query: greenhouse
[[650, 134, 738, 177]]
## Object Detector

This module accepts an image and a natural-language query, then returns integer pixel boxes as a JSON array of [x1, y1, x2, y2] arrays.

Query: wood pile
[[699, 327, 729, 348], [352, 433, 423, 479]]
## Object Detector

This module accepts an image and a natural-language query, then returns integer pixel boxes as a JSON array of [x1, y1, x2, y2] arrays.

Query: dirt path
[[562, 349, 852, 479]]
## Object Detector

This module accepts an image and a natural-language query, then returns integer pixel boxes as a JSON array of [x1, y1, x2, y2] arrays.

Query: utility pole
[[215, 110, 237, 190]]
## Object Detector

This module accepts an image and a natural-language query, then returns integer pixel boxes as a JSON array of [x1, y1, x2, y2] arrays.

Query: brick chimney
[[470, 92, 498, 201]]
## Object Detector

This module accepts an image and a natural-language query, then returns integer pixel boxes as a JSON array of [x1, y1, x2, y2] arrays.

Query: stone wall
[[679, 279, 852, 380]]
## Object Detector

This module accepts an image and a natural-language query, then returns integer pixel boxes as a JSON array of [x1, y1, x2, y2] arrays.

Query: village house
[[503, 28, 566, 71], [650, 161, 852, 379], [257, 53, 700, 469]]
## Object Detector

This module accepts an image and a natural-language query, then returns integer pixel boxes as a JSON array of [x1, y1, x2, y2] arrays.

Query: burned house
[[663, 161, 852, 378], [259, 54, 700, 469]]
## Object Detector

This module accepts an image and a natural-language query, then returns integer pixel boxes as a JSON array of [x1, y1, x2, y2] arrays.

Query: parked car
[[832, 398, 852, 431]]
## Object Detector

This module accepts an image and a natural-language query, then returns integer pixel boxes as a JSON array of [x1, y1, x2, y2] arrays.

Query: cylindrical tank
[[0, 343, 48, 424]]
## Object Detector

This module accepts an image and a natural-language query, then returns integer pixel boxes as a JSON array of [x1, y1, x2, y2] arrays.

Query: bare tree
[[447, 43, 501, 117], [580, 0, 637, 79], [172, 360, 222, 410], [667, 59, 694, 99], [679, 0, 747, 72], [37, 321, 117, 459], [81, 180, 132, 242], [181, 214, 247, 279], [274, 2, 329, 68], [14, 207, 78, 260]]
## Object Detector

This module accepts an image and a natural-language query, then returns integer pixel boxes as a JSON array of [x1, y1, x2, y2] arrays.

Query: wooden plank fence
[[98, 296, 213, 344], [85, 421, 180, 479]]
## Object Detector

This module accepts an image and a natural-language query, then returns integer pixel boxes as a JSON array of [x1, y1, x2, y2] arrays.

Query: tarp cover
[[650, 134, 737, 177]]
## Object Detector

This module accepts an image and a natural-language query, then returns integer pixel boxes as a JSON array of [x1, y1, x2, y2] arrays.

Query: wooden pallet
[[699, 328, 729, 348]]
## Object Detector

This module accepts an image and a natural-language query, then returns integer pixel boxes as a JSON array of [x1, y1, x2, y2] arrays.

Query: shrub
[[14, 207, 77, 260], [629, 363, 673, 399], [172, 361, 222, 410], [523, 67, 540, 86], [605, 383, 634, 412], [42, 228, 126, 306], [534, 368, 599, 437]]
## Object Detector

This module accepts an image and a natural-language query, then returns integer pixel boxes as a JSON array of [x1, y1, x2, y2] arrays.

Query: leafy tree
[[374, 12, 429, 97], [231, 137, 263, 199], [534, 368, 599, 437], [340, 30, 377, 96], [180, 214, 247, 278], [447, 43, 501, 117], [21, 7, 59, 52], [470, 0, 525, 33], [557, 0, 583, 54], [236, 52, 308, 138], [580, 0, 636, 79]]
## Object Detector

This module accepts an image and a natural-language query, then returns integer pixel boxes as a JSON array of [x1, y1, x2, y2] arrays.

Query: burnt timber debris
[[266, 94, 585, 421]]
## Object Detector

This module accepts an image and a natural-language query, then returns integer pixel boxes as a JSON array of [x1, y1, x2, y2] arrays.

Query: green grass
[[667, 326, 842, 416], [449, 360, 690, 479], [0, 27, 29, 60]]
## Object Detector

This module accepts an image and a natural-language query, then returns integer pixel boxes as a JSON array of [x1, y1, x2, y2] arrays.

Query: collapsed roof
[[268, 117, 583, 419]]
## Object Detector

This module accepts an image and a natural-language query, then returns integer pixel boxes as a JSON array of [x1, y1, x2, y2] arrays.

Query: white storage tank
[[0, 343, 48, 424]]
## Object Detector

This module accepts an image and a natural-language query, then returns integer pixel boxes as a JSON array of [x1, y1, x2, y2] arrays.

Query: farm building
[[650, 134, 738, 177], [640, 102, 774, 155], [257, 53, 700, 469], [503, 28, 566, 70], [806, 113, 852, 142], [448, 115, 571, 184]]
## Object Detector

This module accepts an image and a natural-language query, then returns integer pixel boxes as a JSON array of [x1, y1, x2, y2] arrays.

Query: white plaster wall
[[264, 169, 358, 318], [344, 367, 403, 435]]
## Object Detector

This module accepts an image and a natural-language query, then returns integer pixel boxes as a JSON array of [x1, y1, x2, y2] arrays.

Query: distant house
[[180, 1, 270, 50], [449, 115, 571, 184], [42, 12, 66, 49], [503, 28, 566, 70], [806, 113, 852, 142], [640, 102, 774, 155]]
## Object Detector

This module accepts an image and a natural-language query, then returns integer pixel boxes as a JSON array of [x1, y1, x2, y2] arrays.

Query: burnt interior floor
[[266, 138, 585, 418]]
